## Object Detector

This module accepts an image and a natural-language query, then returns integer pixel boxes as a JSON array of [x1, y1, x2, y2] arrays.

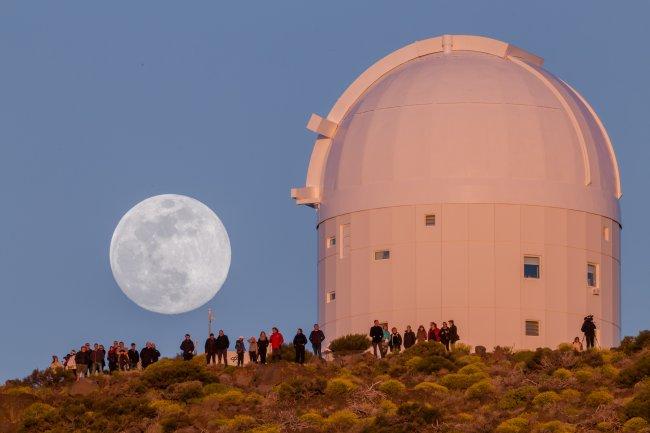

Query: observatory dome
[[295, 35, 621, 225]]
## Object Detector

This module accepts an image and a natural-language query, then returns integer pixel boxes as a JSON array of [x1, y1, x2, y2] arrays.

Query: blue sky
[[1, 1, 648, 381]]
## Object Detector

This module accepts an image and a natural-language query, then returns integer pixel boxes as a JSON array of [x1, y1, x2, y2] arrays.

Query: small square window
[[425, 214, 436, 226], [374, 250, 390, 260], [587, 263, 598, 287], [327, 236, 336, 248], [524, 256, 540, 279], [525, 320, 540, 336], [326, 291, 336, 303]]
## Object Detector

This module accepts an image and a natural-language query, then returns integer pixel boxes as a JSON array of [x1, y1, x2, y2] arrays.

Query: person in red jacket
[[269, 327, 284, 362]]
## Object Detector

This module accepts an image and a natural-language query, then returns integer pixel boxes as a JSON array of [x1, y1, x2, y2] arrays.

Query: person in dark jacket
[[403, 325, 416, 349], [128, 343, 139, 370], [215, 330, 230, 366], [428, 322, 441, 342], [140, 342, 160, 369], [449, 320, 460, 349], [180, 334, 195, 361], [108, 341, 119, 372], [85, 343, 93, 373], [369, 320, 384, 358], [581, 315, 597, 349], [388, 327, 402, 353], [75, 346, 91, 379], [205, 333, 218, 365], [90, 344, 105, 375], [293, 328, 308, 364], [257, 331, 269, 365], [309, 324, 325, 359], [235, 337, 246, 367], [440, 322, 451, 351]]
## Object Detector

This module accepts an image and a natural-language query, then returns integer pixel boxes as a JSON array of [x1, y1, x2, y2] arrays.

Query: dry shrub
[[378, 379, 406, 397], [622, 417, 649, 433], [413, 381, 449, 396], [440, 372, 487, 390], [534, 420, 576, 433], [164, 380, 202, 402], [532, 391, 561, 408], [495, 417, 529, 433], [586, 389, 614, 407], [325, 409, 358, 431], [465, 379, 496, 401], [498, 385, 538, 410], [552, 368, 573, 380], [325, 377, 357, 398]]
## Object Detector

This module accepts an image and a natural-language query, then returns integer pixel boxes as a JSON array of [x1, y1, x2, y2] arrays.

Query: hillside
[[2, 333, 650, 433]]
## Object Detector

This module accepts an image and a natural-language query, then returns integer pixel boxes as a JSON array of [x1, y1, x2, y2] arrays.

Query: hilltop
[[1, 333, 650, 433]]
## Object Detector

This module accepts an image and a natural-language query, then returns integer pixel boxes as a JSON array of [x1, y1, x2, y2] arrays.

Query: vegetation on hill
[[2, 332, 650, 433]]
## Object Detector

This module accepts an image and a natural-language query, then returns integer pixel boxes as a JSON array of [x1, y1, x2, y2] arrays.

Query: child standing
[[235, 337, 246, 367]]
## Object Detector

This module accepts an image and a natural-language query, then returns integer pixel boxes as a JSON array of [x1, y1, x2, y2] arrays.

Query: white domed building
[[292, 35, 622, 349]]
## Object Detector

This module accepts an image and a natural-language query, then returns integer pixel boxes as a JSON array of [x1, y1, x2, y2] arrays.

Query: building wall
[[317, 203, 621, 350]]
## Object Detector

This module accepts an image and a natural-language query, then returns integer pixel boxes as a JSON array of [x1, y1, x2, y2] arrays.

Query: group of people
[[49, 341, 161, 380], [180, 324, 326, 366], [370, 320, 460, 358]]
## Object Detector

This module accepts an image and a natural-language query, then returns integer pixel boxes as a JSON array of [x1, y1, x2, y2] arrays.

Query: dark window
[[525, 320, 540, 336], [327, 236, 336, 248], [326, 291, 336, 303], [587, 264, 597, 287], [524, 256, 540, 279], [425, 214, 436, 226], [374, 250, 390, 260]]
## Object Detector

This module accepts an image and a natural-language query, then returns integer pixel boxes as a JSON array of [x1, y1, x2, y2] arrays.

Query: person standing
[[140, 342, 152, 369], [205, 333, 218, 365], [151, 343, 161, 363], [235, 337, 246, 367], [440, 322, 451, 351], [215, 330, 230, 366], [65, 350, 77, 377], [248, 337, 258, 364], [381, 323, 390, 358], [309, 324, 325, 359], [90, 344, 104, 375], [449, 320, 460, 349], [180, 334, 195, 361], [257, 331, 269, 365], [98, 345, 106, 371], [49, 355, 63, 371], [581, 315, 597, 349], [270, 327, 284, 362], [85, 343, 93, 374], [293, 328, 308, 364], [417, 325, 428, 343], [403, 325, 416, 349], [118, 348, 130, 371], [108, 342, 118, 372], [388, 327, 402, 353], [369, 320, 384, 358], [128, 343, 139, 370], [75, 346, 90, 380]]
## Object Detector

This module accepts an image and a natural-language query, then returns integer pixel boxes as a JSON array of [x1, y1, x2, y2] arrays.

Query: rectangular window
[[425, 214, 436, 226], [603, 227, 610, 242], [524, 256, 540, 279], [525, 320, 540, 336], [326, 291, 336, 303], [326, 236, 336, 248], [374, 250, 390, 260], [587, 263, 598, 287]]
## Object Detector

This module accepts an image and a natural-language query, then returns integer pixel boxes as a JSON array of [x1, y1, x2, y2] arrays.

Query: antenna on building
[[208, 308, 214, 336]]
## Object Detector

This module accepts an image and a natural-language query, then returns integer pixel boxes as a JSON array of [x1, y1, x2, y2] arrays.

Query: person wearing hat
[[235, 336, 246, 367]]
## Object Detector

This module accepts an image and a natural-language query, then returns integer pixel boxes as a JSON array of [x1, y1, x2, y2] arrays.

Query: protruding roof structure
[[292, 35, 621, 224]]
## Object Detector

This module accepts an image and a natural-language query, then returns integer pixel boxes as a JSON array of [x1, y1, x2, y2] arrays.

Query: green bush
[[325, 409, 358, 430], [625, 380, 650, 422], [412, 355, 456, 374], [552, 368, 573, 380], [141, 359, 214, 389], [440, 372, 487, 389], [620, 352, 650, 386], [396, 401, 442, 424], [465, 379, 495, 400], [325, 377, 357, 398], [534, 420, 576, 433], [413, 382, 449, 395], [575, 368, 595, 384], [457, 355, 483, 366], [498, 385, 538, 410], [149, 399, 183, 416], [495, 417, 528, 433], [619, 331, 650, 355], [160, 411, 191, 433], [560, 389, 581, 404], [622, 417, 649, 433], [20, 402, 58, 429], [378, 379, 406, 397], [202, 382, 231, 395], [277, 376, 326, 401], [585, 389, 614, 407], [300, 412, 326, 430], [329, 334, 371, 353], [458, 363, 487, 375], [532, 391, 561, 408], [164, 380, 203, 402]]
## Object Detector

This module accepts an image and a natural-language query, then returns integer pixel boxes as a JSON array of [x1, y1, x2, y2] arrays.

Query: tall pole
[[208, 308, 214, 336]]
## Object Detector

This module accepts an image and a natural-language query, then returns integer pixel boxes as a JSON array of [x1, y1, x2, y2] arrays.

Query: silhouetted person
[[235, 337, 246, 366], [180, 334, 195, 361], [293, 328, 307, 364], [389, 327, 402, 353], [403, 325, 416, 349], [258, 331, 269, 365], [205, 333, 218, 365], [128, 343, 139, 370], [309, 324, 325, 359], [215, 330, 230, 366], [75, 346, 90, 379], [90, 344, 104, 375], [370, 320, 384, 358], [440, 322, 451, 351], [581, 315, 597, 349], [449, 319, 460, 349], [140, 342, 160, 369]]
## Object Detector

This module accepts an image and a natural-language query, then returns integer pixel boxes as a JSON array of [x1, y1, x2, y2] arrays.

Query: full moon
[[109, 194, 231, 314]]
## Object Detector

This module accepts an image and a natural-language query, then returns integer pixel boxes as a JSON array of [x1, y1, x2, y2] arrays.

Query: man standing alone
[[581, 315, 597, 349], [180, 334, 195, 361], [309, 324, 325, 359], [369, 320, 384, 358], [293, 328, 308, 364]]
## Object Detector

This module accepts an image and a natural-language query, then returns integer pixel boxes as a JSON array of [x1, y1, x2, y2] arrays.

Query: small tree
[[328, 334, 371, 355]]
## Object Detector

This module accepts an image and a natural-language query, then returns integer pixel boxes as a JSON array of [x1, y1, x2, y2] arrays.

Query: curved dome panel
[[293, 35, 621, 225]]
